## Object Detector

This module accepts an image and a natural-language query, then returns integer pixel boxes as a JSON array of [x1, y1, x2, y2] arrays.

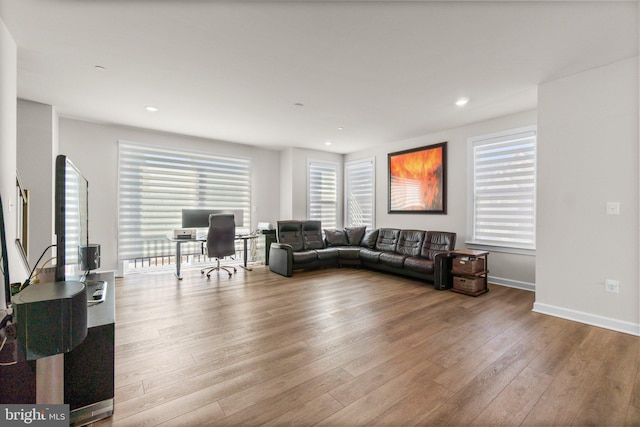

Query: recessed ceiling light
[[337, 126, 344, 131], [455, 97, 470, 107], [294, 103, 304, 107], [94, 65, 106, 71], [145, 105, 158, 112], [325, 141, 332, 146]]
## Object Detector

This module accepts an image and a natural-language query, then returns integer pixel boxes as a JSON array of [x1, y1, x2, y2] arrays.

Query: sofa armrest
[[432, 251, 454, 290], [268, 243, 294, 277]]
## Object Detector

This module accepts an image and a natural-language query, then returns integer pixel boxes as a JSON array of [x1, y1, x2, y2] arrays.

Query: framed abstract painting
[[388, 142, 447, 214]]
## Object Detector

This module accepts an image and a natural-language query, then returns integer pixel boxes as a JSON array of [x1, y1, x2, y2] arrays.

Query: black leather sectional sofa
[[268, 220, 457, 289]]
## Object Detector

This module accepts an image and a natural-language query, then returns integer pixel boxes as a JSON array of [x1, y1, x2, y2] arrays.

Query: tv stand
[[64, 271, 115, 426], [0, 272, 115, 425]]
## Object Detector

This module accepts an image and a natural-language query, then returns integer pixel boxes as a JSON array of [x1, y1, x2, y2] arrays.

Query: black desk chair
[[201, 214, 237, 278]]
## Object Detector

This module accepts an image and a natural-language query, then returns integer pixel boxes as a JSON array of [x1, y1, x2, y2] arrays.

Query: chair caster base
[[202, 265, 236, 279]]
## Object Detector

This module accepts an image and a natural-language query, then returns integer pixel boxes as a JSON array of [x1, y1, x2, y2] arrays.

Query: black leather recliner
[[268, 220, 338, 277]]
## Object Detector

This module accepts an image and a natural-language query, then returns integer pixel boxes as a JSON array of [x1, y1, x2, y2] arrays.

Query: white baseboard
[[533, 302, 640, 336], [488, 276, 535, 292]]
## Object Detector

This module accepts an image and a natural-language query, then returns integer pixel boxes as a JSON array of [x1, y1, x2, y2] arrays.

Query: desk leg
[[175, 241, 183, 280], [239, 237, 251, 271]]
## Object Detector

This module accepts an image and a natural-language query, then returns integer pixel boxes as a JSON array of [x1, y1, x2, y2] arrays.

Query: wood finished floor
[[95, 265, 640, 426]]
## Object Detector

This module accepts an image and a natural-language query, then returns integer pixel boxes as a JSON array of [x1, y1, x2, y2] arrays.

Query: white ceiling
[[0, 1, 637, 154]]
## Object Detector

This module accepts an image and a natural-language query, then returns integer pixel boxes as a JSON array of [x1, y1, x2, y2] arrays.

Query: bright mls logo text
[[3, 405, 68, 425]]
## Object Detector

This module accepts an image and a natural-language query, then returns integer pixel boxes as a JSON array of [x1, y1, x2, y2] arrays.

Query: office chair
[[201, 214, 237, 278]]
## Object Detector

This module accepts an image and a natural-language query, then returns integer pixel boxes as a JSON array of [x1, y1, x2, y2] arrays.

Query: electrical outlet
[[605, 279, 619, 293]]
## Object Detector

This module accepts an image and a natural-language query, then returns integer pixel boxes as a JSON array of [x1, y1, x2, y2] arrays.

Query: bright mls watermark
[[1, 405, 69, 426]]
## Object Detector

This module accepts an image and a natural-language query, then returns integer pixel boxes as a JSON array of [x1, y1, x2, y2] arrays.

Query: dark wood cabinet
[[65, 272, 115, 426], [0, 272, 115, 426]]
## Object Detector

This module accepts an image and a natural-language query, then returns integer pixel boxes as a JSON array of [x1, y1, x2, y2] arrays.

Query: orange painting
[[388, 142, 446, 213]]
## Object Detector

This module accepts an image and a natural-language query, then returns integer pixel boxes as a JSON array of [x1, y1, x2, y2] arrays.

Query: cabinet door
[[64, 323, 114, 410]]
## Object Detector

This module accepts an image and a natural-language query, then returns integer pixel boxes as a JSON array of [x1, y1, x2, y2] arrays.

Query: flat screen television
[[55, 155, 90, 282], [1, 194, 10, 307]]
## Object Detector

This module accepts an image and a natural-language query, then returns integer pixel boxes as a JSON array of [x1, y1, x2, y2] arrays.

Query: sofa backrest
[[302, 220, 325, 250], [396, 230, 425, 256], [277, 220, 304, 251], [375, 228, 400, 252], [421, 231, 457, 259]]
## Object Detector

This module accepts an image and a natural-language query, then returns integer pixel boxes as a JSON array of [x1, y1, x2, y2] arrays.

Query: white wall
[[535, 57, 639, 335], [58, 118, 281, 273], [345, 110, 538, 288], [0, 18, 22, 309], [279, 148, 293, 220], [17, 100, 58, 268]]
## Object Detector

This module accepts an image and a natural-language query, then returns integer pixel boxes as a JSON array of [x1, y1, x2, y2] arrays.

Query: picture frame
[[388, 141, 447, 214]]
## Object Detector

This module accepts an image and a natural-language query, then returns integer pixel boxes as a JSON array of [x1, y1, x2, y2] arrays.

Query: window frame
[[117, 140, 251, 262], [466, 125, 537, 255]]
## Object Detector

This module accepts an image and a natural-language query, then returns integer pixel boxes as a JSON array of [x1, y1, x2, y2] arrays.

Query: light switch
[[606, 202, 620, 215]]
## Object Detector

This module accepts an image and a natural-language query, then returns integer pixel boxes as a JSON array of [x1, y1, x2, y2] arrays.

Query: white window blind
[[345, 158, 375, 229], [118, 142, 251, 260], [469, 126, 536, 251], [308, 160, 338, 229]]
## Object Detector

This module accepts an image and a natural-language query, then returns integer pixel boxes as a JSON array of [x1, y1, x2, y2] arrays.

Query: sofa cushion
[[302, 220, 324, 250], [359, 248, 382, 263], [277, 220, 304, 252], [292, 250, 318, 264], [345, 226, 366, 246], [396, 230, 425, 256], [421, 231, 457, 259], [315, 247, 339, 260], [375, 228, 400, 252], [337, 247, 361, 260], [379, 252, 407, 268], [404, 256, 435, 274], [360, 229, 379, 249], [325, 229, 348, 247]]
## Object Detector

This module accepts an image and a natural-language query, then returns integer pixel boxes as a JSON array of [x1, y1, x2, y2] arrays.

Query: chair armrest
[[432, 250, 454, 259], [432, 251, 454, 290], [268, 243, 294, 277], [270, 243, 292, 251]]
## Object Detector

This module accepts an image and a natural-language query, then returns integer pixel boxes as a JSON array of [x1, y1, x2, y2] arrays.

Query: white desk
[[167, 234, 257, 280]]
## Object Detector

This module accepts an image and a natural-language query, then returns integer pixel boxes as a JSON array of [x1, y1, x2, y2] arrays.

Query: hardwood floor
[[95, 265, 640, 426]]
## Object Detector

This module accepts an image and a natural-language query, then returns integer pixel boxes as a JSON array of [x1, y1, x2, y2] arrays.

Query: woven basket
[[453, 276, 485, 293], [452, 257, 485, 275]]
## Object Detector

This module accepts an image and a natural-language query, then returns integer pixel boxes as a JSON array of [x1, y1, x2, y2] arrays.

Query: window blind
[[470, 128, 536, 250], [345, 158, 375, 228], [308, 160, 338, 229], [118, 142, 251, 260]]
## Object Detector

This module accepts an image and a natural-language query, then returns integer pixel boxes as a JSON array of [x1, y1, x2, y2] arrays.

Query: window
[[345, 158, 375, 229], [118, 141, 251, 261], [307, 160, 338, 229], [468, 126, 536, 252]]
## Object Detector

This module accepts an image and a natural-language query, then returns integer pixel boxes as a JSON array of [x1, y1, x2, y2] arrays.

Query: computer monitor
[[1, 194, 10, 307], [181, 209, 244, 228]]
